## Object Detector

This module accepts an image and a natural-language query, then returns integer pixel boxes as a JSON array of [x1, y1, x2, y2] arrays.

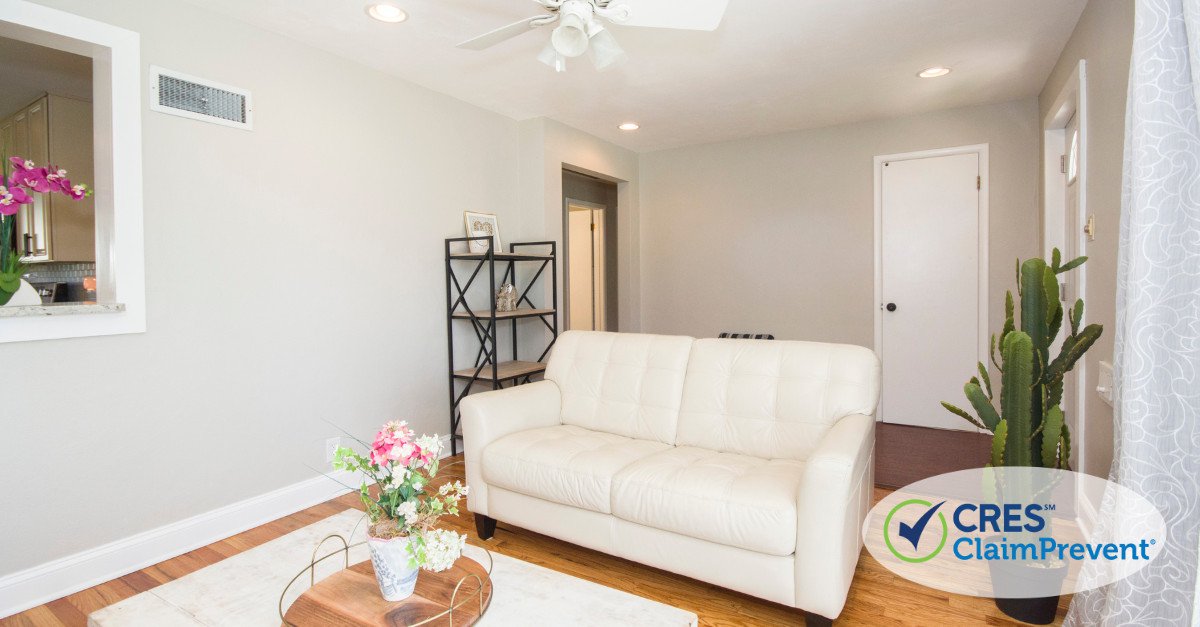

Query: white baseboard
[[0, 435, 453, 619], [0, 470, 357, 619]]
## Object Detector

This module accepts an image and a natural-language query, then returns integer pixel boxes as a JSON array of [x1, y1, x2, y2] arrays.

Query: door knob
[[886, 303, 897, 312]]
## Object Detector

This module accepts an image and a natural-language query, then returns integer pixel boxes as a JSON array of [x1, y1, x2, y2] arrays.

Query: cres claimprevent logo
[[884, 499, 947, 563]]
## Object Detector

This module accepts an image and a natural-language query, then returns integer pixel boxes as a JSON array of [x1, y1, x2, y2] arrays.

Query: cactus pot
[[987, 551, 1068, 624]]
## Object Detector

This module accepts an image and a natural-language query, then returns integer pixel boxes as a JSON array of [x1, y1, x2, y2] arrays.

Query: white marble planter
[[367, 535, 419, 601], [1, 279, 41, 307]]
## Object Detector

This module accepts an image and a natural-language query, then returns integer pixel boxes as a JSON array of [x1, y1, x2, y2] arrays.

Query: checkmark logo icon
[[884, 499, 949, 563], [897, 501, 944, 550]]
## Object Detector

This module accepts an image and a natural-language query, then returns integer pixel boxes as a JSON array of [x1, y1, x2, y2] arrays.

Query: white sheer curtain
[[1066, 0, 1200, 624]]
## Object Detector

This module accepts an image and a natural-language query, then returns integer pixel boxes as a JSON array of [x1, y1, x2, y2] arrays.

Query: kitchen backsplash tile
[[22, 262, 95, 283], [22, 262, 97, 303]]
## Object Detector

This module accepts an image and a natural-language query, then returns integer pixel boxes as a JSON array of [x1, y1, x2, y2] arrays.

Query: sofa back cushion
[[675, 338, 880, 460], [545, 331, 694, 445]]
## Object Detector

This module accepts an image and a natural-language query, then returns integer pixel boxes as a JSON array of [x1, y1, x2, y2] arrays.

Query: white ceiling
[[186, 0, 1087, 152]]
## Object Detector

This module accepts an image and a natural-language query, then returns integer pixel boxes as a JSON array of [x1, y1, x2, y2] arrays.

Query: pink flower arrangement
[[369, 420, 437, 468], [3, 157, 88, 211], [1, 156, 93, 306], [332, 421, 468, 570]]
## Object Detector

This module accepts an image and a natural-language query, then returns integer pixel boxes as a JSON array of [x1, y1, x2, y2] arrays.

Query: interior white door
[[880, 152, 982, 431], [591, 208, 606, 331], [567, 207, 595, 330]]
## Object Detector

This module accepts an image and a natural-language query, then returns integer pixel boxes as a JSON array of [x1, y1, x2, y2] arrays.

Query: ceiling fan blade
[[457, 16, 545, 50], [615, 0, 729, 31]]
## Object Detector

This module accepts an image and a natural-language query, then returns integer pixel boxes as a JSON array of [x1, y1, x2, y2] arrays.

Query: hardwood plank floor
[[1, 456, 1068, 626]]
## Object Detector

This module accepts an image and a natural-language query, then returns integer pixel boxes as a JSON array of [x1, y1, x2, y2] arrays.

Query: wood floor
[[1, 456, 1069, 627]]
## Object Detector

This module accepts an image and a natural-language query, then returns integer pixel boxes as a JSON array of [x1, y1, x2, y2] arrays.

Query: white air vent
[[150, 66, 253, 130]]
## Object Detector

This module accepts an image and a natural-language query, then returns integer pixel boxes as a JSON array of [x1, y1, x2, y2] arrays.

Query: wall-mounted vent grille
[[150, 66, 253, 130]]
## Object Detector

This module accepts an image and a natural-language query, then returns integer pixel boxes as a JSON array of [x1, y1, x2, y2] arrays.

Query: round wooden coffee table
[[281, 542, 492, 627]]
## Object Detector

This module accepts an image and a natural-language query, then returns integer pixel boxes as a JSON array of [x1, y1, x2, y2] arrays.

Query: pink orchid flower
[[0, 185, 32, 216], [9, 158, 51, 193], [45, 165, 72, 192]]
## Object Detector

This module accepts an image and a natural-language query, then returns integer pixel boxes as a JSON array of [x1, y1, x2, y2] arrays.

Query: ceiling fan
[[457, 0, 730, 72]]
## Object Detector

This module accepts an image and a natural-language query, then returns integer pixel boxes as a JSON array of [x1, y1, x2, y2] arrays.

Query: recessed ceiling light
[[367, 3, 408, 23], [918, 66, 952, 79], [618, 122, 640, 131]]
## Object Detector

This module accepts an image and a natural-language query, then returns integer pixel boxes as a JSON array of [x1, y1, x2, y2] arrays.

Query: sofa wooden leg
[[474, 514, 497, 540], [803, 611, 833, 627]]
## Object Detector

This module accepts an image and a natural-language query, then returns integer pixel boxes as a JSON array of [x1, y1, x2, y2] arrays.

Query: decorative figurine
[[496, 283, 518, 312]]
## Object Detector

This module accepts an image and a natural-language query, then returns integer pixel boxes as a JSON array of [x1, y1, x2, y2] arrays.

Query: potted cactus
[[941, 249, 1102, 624]]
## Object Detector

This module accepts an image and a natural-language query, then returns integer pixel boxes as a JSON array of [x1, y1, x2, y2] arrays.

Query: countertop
[[0, 302, 125, 318]]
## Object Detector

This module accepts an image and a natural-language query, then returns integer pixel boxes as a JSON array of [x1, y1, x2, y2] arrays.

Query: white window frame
[[0, 0, 146, 342]]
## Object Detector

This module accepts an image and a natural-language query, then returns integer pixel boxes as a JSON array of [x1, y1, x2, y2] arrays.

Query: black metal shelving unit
[[445, 237, 558, 455]]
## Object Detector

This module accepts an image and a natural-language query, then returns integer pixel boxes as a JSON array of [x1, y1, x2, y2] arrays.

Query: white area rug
[[88, 509, 697, 626]]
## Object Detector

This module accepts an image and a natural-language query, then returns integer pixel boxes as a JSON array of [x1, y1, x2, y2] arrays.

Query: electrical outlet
[[325, 437, 342, 462], [1096, 361, 1114, 406]]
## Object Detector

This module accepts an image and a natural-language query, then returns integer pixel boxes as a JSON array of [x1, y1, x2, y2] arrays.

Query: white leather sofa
[[461, 331, 880, 624]]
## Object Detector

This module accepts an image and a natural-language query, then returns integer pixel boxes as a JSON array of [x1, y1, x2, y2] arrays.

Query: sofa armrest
[[460, 380, 562, 516], [794, 413, 875, 619]]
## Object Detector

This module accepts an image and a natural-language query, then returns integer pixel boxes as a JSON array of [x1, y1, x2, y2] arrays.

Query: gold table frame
[[279, 532, 494, 626]]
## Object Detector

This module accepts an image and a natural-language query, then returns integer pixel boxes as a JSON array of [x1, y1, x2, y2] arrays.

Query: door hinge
[[1060, 155, 1067, 174], [590, 222, 595, 231], [977, 176, 981, 190]]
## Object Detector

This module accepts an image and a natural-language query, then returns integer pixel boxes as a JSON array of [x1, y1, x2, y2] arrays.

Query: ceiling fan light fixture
[[537, 40, 568, 72], [366, 3, 408, 23], [551, 13, 590, 57], [588, 27, 627, 71], [918, 66, 952, 78]]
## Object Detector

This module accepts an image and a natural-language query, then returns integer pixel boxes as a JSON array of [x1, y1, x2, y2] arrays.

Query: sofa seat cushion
[[482, 425, 670, 514], [611, 447, 805, 556]]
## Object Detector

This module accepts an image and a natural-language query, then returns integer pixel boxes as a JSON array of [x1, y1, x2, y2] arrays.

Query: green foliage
[[1041, 406, 1064, 468], [941, 249, 1102, 469], [942, 401, 986, 430], [0, 216, 25, 305], [965, 382, 1001, 431], [991, 420, 1008, 467], [1000, 332, 1034, 467]]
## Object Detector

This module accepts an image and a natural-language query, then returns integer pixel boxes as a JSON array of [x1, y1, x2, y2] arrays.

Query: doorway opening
[[1042, 60, 1088, 472], [872, 144, 992, 486], [562, 169, 618, 331]]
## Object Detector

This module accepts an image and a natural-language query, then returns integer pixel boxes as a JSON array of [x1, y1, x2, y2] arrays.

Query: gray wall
[[1039, 0, 1134, 478], [2, 0, 522, 575], [638, 99, 1041, 349]]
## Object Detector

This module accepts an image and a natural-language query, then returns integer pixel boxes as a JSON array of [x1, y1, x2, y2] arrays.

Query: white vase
[[367, 535, 419, 601], [1, 279, 41, 307]]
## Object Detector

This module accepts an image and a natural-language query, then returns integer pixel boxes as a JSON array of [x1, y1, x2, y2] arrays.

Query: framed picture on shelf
[[463, 211, 502, 254]]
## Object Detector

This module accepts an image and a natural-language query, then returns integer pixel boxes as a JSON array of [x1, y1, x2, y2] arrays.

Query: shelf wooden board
[[449, 251, 554, 261], [451, 307, 556, 320], [452, 360, 547, 381]]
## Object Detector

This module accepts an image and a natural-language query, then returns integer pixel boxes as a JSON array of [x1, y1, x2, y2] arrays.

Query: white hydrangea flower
[[395, 500, 418, 521], [420, 529, 466, 572], [416, 434, 442, 454]]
